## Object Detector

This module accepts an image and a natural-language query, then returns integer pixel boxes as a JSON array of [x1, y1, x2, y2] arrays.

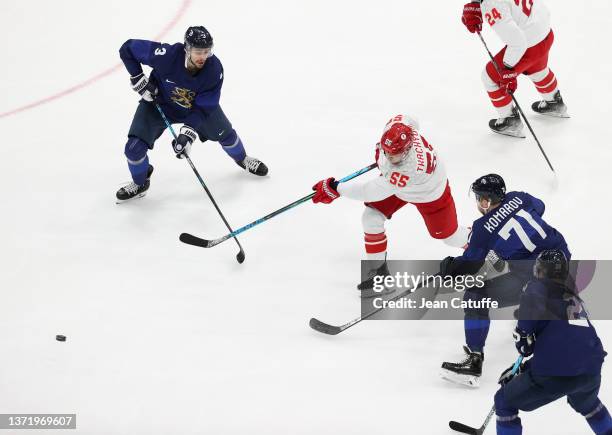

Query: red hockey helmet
[[380, 122, 414, 157]]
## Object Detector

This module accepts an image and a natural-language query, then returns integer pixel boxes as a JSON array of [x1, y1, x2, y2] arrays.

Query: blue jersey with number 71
[[462, 191, 570, 270]]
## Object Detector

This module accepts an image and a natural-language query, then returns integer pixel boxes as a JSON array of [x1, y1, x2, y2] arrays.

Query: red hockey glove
[[312, 178, 340, 204], [462, 2, 483, 33], [497, 65, 518, 93]]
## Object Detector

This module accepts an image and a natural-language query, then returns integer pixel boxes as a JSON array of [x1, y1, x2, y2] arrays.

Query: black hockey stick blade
[[181, 233, 245, 263], [180, 232, 211, 248], [309, 318, 342, 335], [236, 249, 245, 264], [449, 421, 480, 435]]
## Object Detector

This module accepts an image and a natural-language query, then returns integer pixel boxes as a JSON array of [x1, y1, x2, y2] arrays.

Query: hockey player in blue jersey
[[439, 173, 570, 386], [494, 250, 609, 435], [116, 26, 268, 202]]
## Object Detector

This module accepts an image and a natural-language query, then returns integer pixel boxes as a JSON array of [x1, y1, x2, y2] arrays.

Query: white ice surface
[[1, 1, 611, 434]]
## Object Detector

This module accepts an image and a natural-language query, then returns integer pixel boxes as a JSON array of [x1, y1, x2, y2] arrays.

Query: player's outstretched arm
[[336, 176, 394, 203]]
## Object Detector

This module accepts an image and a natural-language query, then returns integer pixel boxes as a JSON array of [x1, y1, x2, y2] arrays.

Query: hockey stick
[[179, 163, 377, 248], [477, 32, 556, 174], [154, 103, 246, 264], [448, 355, 524, 435], [309, 273, 440, 336]]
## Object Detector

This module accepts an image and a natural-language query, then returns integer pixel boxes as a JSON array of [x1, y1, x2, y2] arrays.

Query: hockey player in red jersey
[[461, 0, 569, 137], [311, 115, 470, 297]]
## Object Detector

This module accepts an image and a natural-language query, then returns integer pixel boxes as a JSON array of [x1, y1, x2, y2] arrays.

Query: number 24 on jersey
[[486, 0, 533, 26]]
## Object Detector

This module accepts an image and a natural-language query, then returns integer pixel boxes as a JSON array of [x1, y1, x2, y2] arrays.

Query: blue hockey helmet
[[534, 249, 569, 280], [185, 26, 213, 49], [471, 173, 506, 203]]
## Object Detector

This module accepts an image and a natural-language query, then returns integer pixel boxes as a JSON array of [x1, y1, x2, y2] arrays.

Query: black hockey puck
[[56, 335, 66, 342]]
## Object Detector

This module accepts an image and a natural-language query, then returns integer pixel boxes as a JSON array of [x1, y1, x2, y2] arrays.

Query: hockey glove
[[312, 178, 340, 204], [130, 73, 158, 102], [496, 65, 518, 93], [513, 327, 536, 357], [439, 256, 455, 277], [498, 361, 527, 386], [172, 125, 197, 159], [462, 2, 483, 33]]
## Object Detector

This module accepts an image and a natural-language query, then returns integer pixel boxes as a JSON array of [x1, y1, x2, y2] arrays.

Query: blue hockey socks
[[496, 418, 522, 435], [124, 137, 150, 185], [465, 318, 490, 353], [586, 403, 612, 434], [495, 389, 523, 435], [219, 130, 246, 163]]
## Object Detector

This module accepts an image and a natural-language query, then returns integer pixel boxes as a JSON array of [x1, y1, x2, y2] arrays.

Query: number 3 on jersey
[[390, 172, 409, 188]]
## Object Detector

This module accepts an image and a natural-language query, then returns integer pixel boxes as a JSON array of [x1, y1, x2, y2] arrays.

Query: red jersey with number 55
[[482, 0, 551, 67], [337, 115, 447, 204]]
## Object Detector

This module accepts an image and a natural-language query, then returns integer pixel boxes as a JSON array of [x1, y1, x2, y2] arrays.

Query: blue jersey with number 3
[[119, 39, 224, 129], [518, 279, 606, 376], [461, 191, 570, 274]]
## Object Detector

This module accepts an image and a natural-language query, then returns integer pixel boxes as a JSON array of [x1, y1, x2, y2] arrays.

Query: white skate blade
[[359, 287, 395, 299], [115, 192, 147, 204], [536, 111, 570, 119], [440, 368, 481, 388], [490, 126, 526, 138]]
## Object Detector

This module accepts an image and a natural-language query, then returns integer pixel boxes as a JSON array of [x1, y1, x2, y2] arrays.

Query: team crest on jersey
[[171, 87, 196, 109]]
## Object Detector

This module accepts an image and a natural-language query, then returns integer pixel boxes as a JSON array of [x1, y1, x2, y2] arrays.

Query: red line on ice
[[0, 0, 192, 119]]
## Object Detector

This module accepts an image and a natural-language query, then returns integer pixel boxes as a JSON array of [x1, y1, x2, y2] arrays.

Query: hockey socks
[[128, 155, 150, 185], [465, 319, 489, 353], [220, 130, 247, 163], [125, 137, 151, 185], [529, 68, 559, 100], [586, 403, 612, 435], [364, 232, 387, 258], [496, 418, 522, 435]]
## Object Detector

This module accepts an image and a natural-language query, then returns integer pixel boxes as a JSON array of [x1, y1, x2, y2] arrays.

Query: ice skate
[[531, 91, 569, 118], [357, 261, 394, 298], [440, 345, 483, 388], [238, 156, 268, 176], [116, 165, 154, 203], [489, 107, 525, 138]]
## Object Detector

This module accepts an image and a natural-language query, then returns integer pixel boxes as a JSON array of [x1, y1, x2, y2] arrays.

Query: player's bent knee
[[482, 67, 498, 90], [495, 388, 520, 417], [219, 129, 238, 147], [528, 67, 550, 83], [124, 136, 149, 164], [362, 207, 387, 233]]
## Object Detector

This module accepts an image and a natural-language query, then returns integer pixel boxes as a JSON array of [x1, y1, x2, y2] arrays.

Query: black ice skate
[[531, 91, 569, 118], [357, 261, 394, 298], [440, 345, 484, 388], [237, 156, 268, 176], [116, 165, 154, 203], [489, 107, 525, 138]]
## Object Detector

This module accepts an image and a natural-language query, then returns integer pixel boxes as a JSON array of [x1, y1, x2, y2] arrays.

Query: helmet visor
[[385, 149, 408, 165], [187, 46, 213, 58]]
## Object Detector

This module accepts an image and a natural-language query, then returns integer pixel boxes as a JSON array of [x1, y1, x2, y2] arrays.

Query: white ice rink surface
[[1, 1, 611, 434]]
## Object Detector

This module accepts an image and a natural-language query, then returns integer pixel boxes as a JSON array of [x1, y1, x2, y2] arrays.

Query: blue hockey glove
[[498, 361, 527, 386], [513, 327, 536, 357], [130, 73, 158, 102], [172, 125, 197, 159], [439, 256, 455, 277]]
